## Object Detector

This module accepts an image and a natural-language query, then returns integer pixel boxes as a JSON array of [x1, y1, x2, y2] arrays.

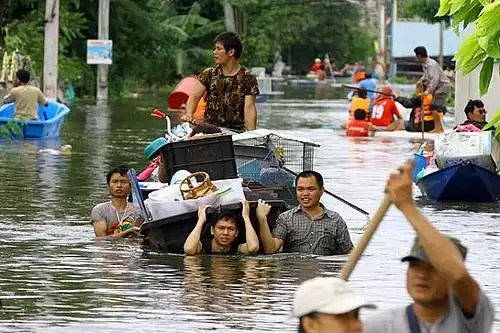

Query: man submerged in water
[[183, 200, 262, 255], [91, 165, 145, 238]]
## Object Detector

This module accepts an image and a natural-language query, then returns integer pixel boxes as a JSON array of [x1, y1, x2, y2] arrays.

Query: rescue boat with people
[[412, 131, 500, 202], [0, 100, 70, 139]]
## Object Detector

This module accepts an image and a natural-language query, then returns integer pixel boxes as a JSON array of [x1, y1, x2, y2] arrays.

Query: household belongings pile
[[414, 131, 500, 180], [144, 170, 245, 220]]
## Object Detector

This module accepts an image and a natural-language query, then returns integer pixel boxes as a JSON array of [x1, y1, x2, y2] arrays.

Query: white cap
[[293, 277, 376, 317]]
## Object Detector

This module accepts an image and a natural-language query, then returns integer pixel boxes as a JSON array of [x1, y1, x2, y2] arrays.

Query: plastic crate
[[159, 134, 237, 182]]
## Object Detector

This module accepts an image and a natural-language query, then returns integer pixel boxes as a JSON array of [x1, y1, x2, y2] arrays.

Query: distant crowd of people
[[309, 56, 386, 83]]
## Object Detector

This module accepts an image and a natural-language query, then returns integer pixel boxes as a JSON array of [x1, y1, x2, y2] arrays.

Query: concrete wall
[[455, 62, 500, 124], [454, 24, 500, 124]]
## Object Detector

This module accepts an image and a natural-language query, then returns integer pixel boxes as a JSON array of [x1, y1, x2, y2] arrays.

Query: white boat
[[375, 129, 453, 140]]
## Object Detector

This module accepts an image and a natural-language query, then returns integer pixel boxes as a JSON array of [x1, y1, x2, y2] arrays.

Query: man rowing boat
[[181, 32, 259, 132], [364, 161, 495, 333]]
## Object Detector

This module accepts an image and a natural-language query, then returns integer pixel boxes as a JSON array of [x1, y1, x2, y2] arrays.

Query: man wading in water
[[364, 161, 495, 333], [181, 32, 259, 132], [257, 171, 354, 255], [91, 165, 145, 238], [183, 201, 260, 255]]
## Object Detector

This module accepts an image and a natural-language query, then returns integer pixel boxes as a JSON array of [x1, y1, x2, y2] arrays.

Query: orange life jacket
[[414, 94, 433, 124], [350, 97, 370, 121], [346, 119, 370, 137], [193, 95, 207, 121], [353, 71, 366, 83]]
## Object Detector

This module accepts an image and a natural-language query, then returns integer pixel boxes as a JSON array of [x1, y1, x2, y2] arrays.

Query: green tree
[[437, 0, 500, 96], [401, 0, 450, 25], [3, 0, 88, 86], [232, 0, 374, 72]]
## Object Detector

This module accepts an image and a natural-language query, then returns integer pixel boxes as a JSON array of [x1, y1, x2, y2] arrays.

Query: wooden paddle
[[282, 166, 370, 217], [340, 196, 391, 281], [342, 84, 396, 97]]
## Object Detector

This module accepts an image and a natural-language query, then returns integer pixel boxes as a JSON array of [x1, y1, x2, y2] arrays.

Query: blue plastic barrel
[[412, 153, 428, 182]]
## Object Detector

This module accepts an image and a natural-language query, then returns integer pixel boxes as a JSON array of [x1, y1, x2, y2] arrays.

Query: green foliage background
[[1, 0, 376, 97]]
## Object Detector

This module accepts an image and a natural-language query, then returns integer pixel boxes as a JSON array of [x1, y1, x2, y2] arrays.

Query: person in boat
[[183, 200, 260, 255], [316, 65, 327, 81], [395, 80, 436, 133], [323, 57, 334, 77], [343, 109, 377, 137], [363, 160, 495, 333], [352, 61, 365, 83], [349, 88, 370, 120], [91, 165, 145, 238], [357, 73, 378, 101], [181, 32, 259, 132], [257, 171, 354, 255], [293, 277, 376, 333], [3, 69, 48, 120], [414, 46, 450, 133], [370, 59, 386, 83], [455, 99, 490, 132], [370, 85, 404, 131], [311, 58, 322, 73]]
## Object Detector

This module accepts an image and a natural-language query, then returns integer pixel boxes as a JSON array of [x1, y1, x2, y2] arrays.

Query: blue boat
[[0, 101, 70, 138], [415, 161, 500, 202]]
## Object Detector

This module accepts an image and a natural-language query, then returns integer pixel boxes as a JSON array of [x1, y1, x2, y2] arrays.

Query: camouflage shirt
[[197, 64, 259, 130]]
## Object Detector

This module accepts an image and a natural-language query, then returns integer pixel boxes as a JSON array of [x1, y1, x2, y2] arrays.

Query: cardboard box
[[435, 131, 497, 171], [492, 136, 500, 172]]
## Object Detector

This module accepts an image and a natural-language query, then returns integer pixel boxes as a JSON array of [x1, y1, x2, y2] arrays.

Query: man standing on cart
[[181, 32, 260, 132]]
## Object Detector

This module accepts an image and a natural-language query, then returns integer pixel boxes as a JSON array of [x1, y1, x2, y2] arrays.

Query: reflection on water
[[0, 84, 498, 332]]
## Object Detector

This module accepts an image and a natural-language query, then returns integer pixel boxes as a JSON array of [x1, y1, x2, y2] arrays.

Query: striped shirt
[[272, 205, 353, 255]]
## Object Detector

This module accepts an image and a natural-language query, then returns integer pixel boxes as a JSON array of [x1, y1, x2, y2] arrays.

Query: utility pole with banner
[[88, 0, 111, 104]]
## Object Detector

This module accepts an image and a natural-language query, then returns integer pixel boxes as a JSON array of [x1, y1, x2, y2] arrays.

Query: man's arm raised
[[238, 200, 259, 255], [257, 199, 284, 254], [183, 206, 208, 255], [386, 161, 480, 316]]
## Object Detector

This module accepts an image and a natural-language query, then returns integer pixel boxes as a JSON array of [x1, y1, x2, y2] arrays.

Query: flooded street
[[0, 84, 498, 332]]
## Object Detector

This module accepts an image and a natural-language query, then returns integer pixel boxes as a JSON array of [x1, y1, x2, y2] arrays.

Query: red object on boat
[[151, 108, 166, 119], [137, 160, 159, 181], [168, 76, 198, 110]]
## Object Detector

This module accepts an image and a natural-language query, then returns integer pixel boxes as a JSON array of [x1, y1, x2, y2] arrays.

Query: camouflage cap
[[401, 236, 468, 265]]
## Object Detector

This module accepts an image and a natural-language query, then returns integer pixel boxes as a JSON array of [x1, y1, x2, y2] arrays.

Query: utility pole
[[97, 0, 109, 103], [379, 1, 385, 59], [389, 0, 398, 78], [438, 21, 444, 67], [43, 0, 59, 100], [223, 0, 236, 33]]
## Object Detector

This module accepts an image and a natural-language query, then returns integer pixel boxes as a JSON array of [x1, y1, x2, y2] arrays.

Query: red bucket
[[168, 76, 199, 110]]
